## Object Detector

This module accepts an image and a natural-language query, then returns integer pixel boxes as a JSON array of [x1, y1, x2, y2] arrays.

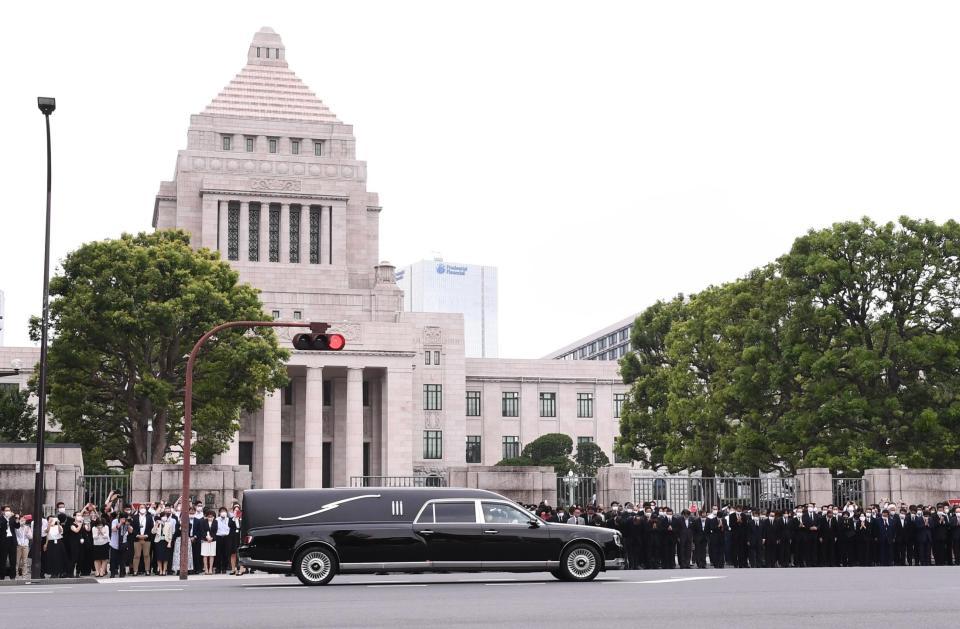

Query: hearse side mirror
[[528, 518, 540, 528]]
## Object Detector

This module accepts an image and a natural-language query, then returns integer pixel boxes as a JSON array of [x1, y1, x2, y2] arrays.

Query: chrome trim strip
[[239, 558, 292, 569], [480, 561, 549, 568]]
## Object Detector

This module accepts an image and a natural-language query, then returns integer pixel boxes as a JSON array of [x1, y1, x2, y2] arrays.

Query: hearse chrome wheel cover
[[300, 551, 332, 582], [566, 548, 597, 579]]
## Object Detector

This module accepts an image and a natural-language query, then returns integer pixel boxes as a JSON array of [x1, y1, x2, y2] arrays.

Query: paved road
[[3, 568, 960, 627]]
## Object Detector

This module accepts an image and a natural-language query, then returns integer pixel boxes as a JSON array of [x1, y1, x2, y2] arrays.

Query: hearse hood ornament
[[278, 494, 381, 521]]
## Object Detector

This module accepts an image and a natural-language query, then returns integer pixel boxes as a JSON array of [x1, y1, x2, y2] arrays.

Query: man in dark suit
[[800, 505, 819, 566], [893, 508, 910, 565], [746, 510, 764, 568], [129, 504, 154, 575], [675, 509, 693, 568], [0, 506, 20, 580], [660, 508, 676, 568], [730, 506, 749, 568], [691, 511, 708, 569], [781, 510, 796, 567], [762, 511, 782, 568], [872, 509, 895, 566], [549, 507, 568, 524], [949, 505, 960, 566], [819, 508, 838, 567], [931, 505, 950, 565]]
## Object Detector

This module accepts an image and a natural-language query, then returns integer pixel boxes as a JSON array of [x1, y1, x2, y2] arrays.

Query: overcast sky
[[3, 1, 960, 358]]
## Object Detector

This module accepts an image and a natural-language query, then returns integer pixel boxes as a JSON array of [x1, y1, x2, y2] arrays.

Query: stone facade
[[130, 464, 251, 508], [153, 28, 629, 490]]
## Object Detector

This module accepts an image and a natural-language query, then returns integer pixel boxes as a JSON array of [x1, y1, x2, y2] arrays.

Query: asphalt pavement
[[2, 567, 959, 627]]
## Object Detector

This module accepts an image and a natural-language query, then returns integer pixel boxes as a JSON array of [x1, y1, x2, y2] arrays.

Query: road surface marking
[[484, 582, 545, 586], [0, 590, 54, 594], [116, 588, 185, 592], [368, 584, 428, 588], [608, 576, 726, 584]]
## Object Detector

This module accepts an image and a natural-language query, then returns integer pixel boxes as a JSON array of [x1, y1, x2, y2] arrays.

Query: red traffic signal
[[292, 333, 346, 351]]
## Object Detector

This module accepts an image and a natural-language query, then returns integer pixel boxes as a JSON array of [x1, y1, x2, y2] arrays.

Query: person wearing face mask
[[818, 507, 837, 567], [152, 511, 174, 576], [915, 508, 932, 566], [892, 507, 909, 566], [690, 510, 708, 569], [872, 509, 895, 566], [948, 506, 960, 566], [214, 507, 235, 574], [55, 502, 68, 526], [706, 507, 724, 568], [779, 510, 795, 568], [45, 515, 67, 578], [0, 505, 19, 580], [837, 510, 855, 567], [763, 511, 783, 568], [196, 510, 218, 575], [129, 504, 154, 576], [746, 509, 763, 568], [172, 508, 195, 577], [930, 503, 949, 565], [90, 515, 110, 577]]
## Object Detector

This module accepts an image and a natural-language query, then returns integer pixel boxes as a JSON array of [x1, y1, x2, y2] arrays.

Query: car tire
[[293, 546, 338, 586], [550, 569, 568, 581], [559, 543, 602, 582]]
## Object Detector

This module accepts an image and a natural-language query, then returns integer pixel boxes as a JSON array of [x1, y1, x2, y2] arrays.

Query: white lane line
[[339, 580, 413, 585], [368, 584, 428, 588], [241, 585, 305, 590], [484, 582, 545, 586], [607, 576, 726, 584], [0, 590, 54, 594], [458, 578, 518, 582], [116, 588, 185, 592]]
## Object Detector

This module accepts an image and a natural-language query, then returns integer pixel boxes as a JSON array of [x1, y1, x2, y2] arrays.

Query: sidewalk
[[93, 572, 282, 584]]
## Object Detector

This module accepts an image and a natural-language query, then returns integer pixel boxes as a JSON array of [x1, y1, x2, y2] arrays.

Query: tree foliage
[[32, 230, 289, 469], [496, 433, 576, 475], [573, 441, 610, 477], [0, 387, 37, 442], [616, 217, 960, 476]]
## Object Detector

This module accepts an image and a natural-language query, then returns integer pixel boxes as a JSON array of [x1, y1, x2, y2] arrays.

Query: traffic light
[[292, 332, 346, 351]]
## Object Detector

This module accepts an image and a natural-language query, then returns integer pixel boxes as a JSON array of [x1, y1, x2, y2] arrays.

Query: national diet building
[[153, 28, 627, 489]]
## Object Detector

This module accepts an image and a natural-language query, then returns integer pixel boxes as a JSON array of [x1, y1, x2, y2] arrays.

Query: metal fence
[[349, 475, 447, 488], [832, 477, 865, 506], [631, 475, 796, 513], [78, 474, 129, 510], [557, 475, 597, 508]]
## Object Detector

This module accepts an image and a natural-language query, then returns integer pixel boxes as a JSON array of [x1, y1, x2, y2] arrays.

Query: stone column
[[217, 431, 240, 466], [238, 201, 250, 263], [299, 204, 310, 265], [292, 375, 306, 487], [260, 200, 270, 263], [383, 367, 414, 476], [279, 204, 290, 264], [795, 468, 833, 506], [303, 367, 324, 487], [218, 200, 229, 259], [369, 376, 382, 476], [320, 205, 330, 264], [346, 368, 364, 484], [261, 388, 282, 489]]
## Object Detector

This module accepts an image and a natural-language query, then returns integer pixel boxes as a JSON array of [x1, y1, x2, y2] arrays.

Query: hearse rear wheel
[[550, 569, 568, 581], [294, 546, 337, 586], [560, 543, 601, 582]]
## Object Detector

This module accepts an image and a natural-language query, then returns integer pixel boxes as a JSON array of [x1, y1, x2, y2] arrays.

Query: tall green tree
[[496, 433, 575, 475], [0, 387, 37, 442], [33, 230, 289, 469], [574, 441, 610, 477]]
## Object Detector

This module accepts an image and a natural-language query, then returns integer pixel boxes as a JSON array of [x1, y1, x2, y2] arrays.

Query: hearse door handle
[[419, 529, 435, 536], [483, 529, 499, 535]]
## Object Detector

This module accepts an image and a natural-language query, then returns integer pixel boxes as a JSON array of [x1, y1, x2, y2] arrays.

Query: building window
[[578, 436, 594, 447], [265, 47, 269, 59], [289, 204, 301, 263], [598, 337, 607, 350], [466, 391, 481, 416], [539, 392, 556, 417], [256, 47, 261, 58], [268, 138, 278, 153], [501, 392, 519, 417], [466, 436, 481, 463], [309, 206, 321, 264], [245, 137, 255, 152], [222, 135, 232, 151], [227, 201, 240, 261], [363, 381, 370, 407], [425, 351, 431, 365], [322, 380, 332, 406], [314, 140, 324, 156], [271, 310, 280, 319], [291, 139, 300, 154], [283, 383, 293, 406], [579, 347, 587, 359], [423, 431, 442, 460], [614, 393, 626, 417], [577, 393, 594, 418], [502, 436, 520, 459], [434, 351, 440, 365], [423, 384, 442, 411], [620, 328, 628, 342], [268, 204, 280, 262], [293, 310, 302, 320], [248, 202, 260, 261]]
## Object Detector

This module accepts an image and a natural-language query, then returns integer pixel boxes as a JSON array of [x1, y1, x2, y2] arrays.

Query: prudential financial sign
[[436, 263, 468, 276]]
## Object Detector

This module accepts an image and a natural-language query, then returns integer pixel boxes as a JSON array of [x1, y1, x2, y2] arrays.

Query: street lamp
[[31, 96, 55, 580], [563, 469, 580, 508], [147, 422, 154, 465]]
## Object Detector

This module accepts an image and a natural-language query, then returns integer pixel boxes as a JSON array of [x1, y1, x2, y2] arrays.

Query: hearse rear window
[[416, 501, 477, 524], [481, 502, 531, 524]]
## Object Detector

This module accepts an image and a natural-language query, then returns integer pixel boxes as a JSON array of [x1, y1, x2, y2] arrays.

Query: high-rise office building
[[395, 258, 498, 358]]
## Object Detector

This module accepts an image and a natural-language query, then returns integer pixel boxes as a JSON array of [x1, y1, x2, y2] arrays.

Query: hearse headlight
[[613, 531, 623, 547]]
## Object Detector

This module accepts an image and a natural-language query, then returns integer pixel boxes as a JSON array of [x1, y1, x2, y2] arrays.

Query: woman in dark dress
[[64, 512, 84, 577], [45, 516, 67, 578]]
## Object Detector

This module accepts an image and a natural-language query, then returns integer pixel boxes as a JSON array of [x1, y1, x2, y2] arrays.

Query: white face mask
[[139, 509, 146, 515], [859, 516, 866, 522], [58, 508, 65, 514], [768, 516, 774, 521], [707, 513, 715, 519]]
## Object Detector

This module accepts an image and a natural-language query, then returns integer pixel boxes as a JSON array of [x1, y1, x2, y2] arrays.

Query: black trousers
[[708, 538, 724, 568], [110, 544, 130, 576], [764, 541, 778, 567], [692, 539, 707, 568], [676, 537, 692, 568], [778, 539, 792, 567], [0, 538, 17, 579]]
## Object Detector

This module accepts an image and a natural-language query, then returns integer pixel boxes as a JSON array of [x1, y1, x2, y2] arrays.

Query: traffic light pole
[[178, 319, 323, 580]]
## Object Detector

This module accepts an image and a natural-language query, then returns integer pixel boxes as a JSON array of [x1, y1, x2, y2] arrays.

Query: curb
[[0, 577, 99, 586]]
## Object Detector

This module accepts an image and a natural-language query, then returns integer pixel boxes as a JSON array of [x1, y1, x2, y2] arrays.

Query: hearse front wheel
[[560, 543, 601, 582], [294, 546, 337, 586]]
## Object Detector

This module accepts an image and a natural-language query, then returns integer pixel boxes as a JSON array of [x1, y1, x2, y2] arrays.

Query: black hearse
[[239, 487, 623, 585]]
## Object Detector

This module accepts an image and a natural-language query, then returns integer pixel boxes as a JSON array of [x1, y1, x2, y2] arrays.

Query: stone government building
[[3, 27, 627, 493]]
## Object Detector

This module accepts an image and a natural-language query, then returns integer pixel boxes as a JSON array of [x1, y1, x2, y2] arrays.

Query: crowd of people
[[528, 500, 960, 569], [0, 492, 245, 579]]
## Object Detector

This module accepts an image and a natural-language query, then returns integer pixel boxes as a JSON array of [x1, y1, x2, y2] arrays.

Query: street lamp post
[[147, 422, 154, 465], [178, 319, 321, 580], [31, 96, 56, 580]]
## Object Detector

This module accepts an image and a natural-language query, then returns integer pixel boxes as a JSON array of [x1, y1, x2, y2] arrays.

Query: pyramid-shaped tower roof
[[202, 27, 341, 124]]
